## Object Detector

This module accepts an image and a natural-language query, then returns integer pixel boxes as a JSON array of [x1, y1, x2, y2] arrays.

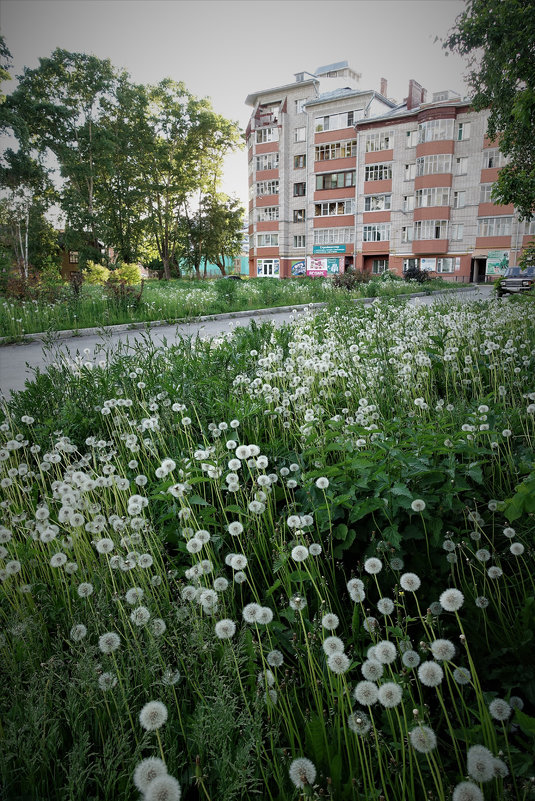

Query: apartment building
[[246, 63, 533, 281]]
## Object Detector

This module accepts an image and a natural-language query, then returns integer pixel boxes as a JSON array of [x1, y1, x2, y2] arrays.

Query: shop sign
[[486, 250, 509, 275]]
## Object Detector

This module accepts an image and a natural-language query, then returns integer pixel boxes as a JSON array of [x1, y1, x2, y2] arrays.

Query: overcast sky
[[1, 0, 470, 207]]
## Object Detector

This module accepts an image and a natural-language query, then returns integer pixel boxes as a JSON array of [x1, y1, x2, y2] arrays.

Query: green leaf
[[514, 709, 535, 737], [334, 528, 357, 558], [348, 497, 385, 523], [288, 570, 310, 583], [187, 494, 209, 506]]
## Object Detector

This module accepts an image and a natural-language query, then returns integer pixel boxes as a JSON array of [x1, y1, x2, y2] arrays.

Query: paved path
[[0, 286, 494, 398]]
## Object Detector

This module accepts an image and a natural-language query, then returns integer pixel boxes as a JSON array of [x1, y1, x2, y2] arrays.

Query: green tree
[[0, 35, 12, 105], [445, 0, 535, 219], [140, 79, 242, 279], [202, 194, 245, 276]]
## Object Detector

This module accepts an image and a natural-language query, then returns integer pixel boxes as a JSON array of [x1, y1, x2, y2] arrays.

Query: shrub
[[83, 260, 110, 285], [111, 262, 141, 285], [404, 265, 430, 284], [332, 271, 369, 291]]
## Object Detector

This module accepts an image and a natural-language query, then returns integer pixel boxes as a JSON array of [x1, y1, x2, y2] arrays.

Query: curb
[[0, 286, 486, 345]]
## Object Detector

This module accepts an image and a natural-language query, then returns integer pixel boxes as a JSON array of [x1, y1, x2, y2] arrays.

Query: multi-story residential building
[[245, 63, 532, 281]]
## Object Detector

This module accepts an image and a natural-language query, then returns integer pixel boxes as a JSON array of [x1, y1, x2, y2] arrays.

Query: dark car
[[223, 275, 243, 281], [496, 266, 535, 297]]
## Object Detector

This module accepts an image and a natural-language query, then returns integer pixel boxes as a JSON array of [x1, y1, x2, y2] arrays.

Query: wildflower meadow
[[1, 292, 534, 801]]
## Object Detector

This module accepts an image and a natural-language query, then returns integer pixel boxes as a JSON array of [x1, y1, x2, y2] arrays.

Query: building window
[[525, 219, 535, 235], [455, 157, 468, 175], [415, 187, 450, 207], [416, 154, 452, 176], [69, 251, 79, 264], [256, 206, 280, 222], [293, 182, 306, 196], [364, 194, 391, 212], [402, 195, 415, 212], [403, 258, 419, 271], [294, 154, 306, 169], [293, 235, 306, 248], [364, 163, 392, 182], [257, 233, 279, 247], [257, 258, 279, 277], [313, 227, 353, 245], [295, 98, 307, 114], [365, 132, 390, 152], [477, 216, 512, 237], [414, 219, 449, 240], [457, 122, 471, 141], [418, 119, 454, 143], [363, 223, 391, 242], [401, 226, 414, 243], [315, 199, 355, 216], [314, 109, 360, 132], [316, 171, 356, 190], [256, 180, 279, 196], [294, 127, 306, 142], [256, 153, 279, 171], [453, 190, 466, 209], [482, 149, 504, 169], [406, 130, 418, 147], [293, 208, 306, 222], [436, 257, 460, 273], [450, 224, 464, 240], [404, 163, 416, 180], [480, 184, 493, 203], [315, 140, 357, 161], [372, 258, 388, 274], [256, 127, 278, 144]]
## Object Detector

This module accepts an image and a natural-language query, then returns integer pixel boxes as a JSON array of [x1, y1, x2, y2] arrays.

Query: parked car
[[496, 266, 535, 297]]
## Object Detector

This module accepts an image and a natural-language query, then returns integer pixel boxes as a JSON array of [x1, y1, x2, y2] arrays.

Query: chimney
[[380, 77, 388, 97], [407, 79, 426, 111]]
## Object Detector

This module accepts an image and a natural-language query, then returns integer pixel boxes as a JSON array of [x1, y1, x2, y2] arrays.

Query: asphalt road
[[0, 285, 494, 398]]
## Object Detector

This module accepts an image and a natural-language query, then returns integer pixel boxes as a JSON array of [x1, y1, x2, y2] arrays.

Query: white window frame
[[315, 199, 355, 216], [364, 163, 392, 181], [416, 154, 452, 176], [457, 122, 471, 141], [401, 226, 414, 243], [455, 157, 468, 175], [294, 127, 306, 142], [406, 130, 418, 147], [415, 187, 450, 207], [256, 180, 279, 196], [436, 257, 461, 273], [402, 195, 415, 212], [256, 153, 279, 171], [482, 149, 504, 169], [372, 258, 388, 274], [365, 132, 391, 152], [413, 219, 449, 240], [293, 235, 306, 249], [404, 163, 416, 180], [477, 216, 512, 237], [453, 190, 466, 209], [295, 99, 307, 114], [313, 227, 353, 245], [450, 224, 464, 240], [257, 233, 279, 247], [363, 223, 391, 242], [480, 184, 494, 203], [256, 127, 278, 144], [257, 258, 279, 277], [418, 119, 454, 143], [364, 194, 392, 212], [256, 206, 280, 222], [315, 140, 357, 161], [314, 109, 359, 132]]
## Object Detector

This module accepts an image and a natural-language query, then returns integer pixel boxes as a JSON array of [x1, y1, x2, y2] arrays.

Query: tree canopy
[[445, 0, 535, 219]]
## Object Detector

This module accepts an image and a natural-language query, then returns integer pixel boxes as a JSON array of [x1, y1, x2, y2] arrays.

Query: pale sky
[[1, 0, 470, 208]]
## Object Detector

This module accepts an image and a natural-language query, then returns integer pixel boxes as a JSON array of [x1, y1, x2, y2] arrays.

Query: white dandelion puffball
[[377, 597, 394, 615], [348, 712, 371, 736], [353, 681, 379, 706], [400, 572, 421, 592], [130, 606, 151, 626], [327, 652, 350, 674], [374, 640, 397, 665], [228, 521, 243, 536], [242, 602, 261, 623], [133, 757, 168, 792], [402, 650, 421, 669], [409, 725, 437, 753], [467, 744, 495, 783], [139, 700, 168, 731], [488, 698, 511, 721], [453, 667, 472, 685], [411, 499, 426, 512], [417, 661, 444, 687], [291, 545, 309, 562], [322, 636, 345, 656], [77, 582, 94, 598], [439, 587, 464, 611], [144, 775, 181, 801], [321, 613, 339, 630], [267, 650, 284, 667], [364, 557, 382, 575], [289, 757, 316, 789], [70, 623, 87, 642], [430, 639, 455, 662], [309, 543, 322, 556], [452, 781, 484, 801], [315, 477, 329, 489], [215, 619, 236, 639], [98, 631, 121, 654], [361, 659, 383, 681], [378, 682, 403, 708]]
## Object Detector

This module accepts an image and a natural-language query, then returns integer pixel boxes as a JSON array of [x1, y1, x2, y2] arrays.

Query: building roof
[[305, 88, 396, 108], [314, 61, 349, 75], [354, 97, 472, 126], [245, 78, 318, 107]]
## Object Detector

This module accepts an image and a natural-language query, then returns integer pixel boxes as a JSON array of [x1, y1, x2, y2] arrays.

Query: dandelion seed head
[[400, 572, 421, 592], [144, 774, 181, 801], [133, 757, 168, 792], [375, 640, 397, 665], [289, 757, 316, 789], [321, 613, 339, 630], [267, 649, 284, 667], [452, 781, 484, 801], [488, 698, 511, 721], [411, 499, 426, 512], [402, 650, 421, 669], [327, 652, 350, 674], [364, 557, 382, 575], [139, 700, 168, 731], [417, 661, 444, 687], [378, 682, 403, 708], [98, 631, 120, 654], [439, 587, 464, 611], [348, 711, 371, 735], [361, 659, 383, 680], [353, 681, 378, 706], [453, 667, 472, 685], [467, 744, 495, 783], [409, 725, 437, 753], [215, 619, 236, 639], [430, 639, 455, 662]]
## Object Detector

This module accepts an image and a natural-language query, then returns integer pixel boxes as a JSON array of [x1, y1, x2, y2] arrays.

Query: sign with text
[[313, 244, 346, 254], [420, 257, 436, 272], [486, 250, 509, 275], [291, 260, 306, 276], [306, 257, 340, 277]]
